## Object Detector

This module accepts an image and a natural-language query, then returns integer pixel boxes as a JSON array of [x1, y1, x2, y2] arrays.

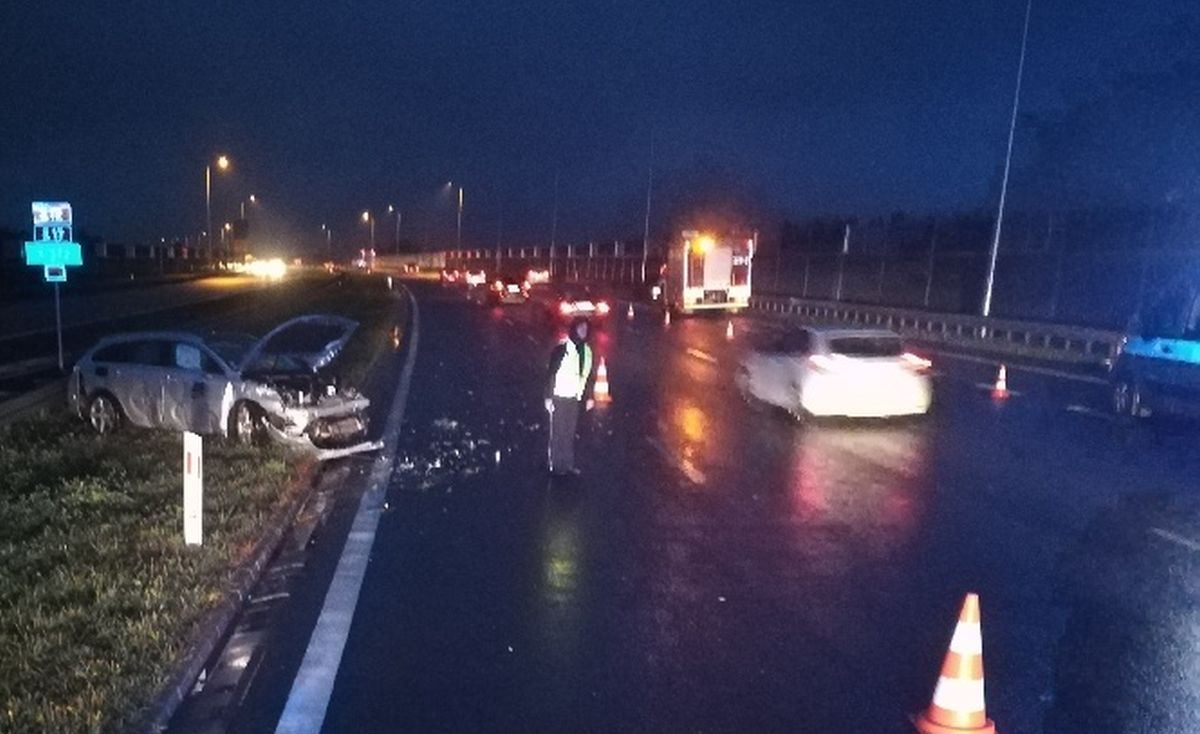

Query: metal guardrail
[[750, 294, 1123, 365]]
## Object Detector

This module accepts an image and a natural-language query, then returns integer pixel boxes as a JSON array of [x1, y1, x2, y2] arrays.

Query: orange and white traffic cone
[[627, 303, 635, 320], [991, 365, 1009, 400], [913, 593, 996, 734], [594, 358, 612, 404], [726, 319, 735, 340]]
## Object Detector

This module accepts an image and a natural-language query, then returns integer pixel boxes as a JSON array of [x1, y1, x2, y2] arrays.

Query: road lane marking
[[1066, 404, 1116, 421], [526, 334, 538, 345], [685, 348, 718, 364], [934, 350, 1107, 385], [274, 286, 420, 734], [973, 383, 1023, 396], [1150, 527, 1200, 553]]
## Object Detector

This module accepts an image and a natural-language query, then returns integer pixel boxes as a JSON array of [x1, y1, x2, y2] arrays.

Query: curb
[[132, 458, 321, 734]]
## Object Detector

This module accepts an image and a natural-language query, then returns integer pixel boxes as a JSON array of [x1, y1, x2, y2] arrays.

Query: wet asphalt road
[[243, 282, 1200, 733]]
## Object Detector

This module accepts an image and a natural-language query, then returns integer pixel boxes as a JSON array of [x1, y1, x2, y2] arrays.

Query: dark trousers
[[547, 397, 581, 472]]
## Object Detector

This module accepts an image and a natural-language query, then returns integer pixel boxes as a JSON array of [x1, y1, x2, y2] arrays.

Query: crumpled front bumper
[[264, 394, 383, 460]]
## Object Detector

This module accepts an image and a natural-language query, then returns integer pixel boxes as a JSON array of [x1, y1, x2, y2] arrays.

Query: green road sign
[[25, 241, 83, 267]]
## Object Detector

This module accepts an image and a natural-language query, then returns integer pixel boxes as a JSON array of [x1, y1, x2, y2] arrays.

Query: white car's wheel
[[230, 401, 264, 445], [87, 393, 123, 435], [735, 365, 757, 406]]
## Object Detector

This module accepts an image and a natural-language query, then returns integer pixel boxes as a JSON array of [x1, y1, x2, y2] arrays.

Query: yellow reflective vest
[[552, 338, 593, 400]]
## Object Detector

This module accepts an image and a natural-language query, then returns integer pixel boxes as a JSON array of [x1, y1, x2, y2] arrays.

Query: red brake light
[[493, 280, 503, 291], [808, 354, 838, 373], [901, 352, 932, 370]]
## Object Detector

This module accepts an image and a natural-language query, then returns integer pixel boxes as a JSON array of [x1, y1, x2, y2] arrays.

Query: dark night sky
[[0, 1, 1183, 252]]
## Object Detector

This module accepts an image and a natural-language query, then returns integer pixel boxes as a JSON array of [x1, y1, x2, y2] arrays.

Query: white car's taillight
[[901, 352, 932, 370]]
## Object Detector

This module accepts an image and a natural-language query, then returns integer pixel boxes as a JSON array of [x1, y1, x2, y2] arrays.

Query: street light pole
[[456, 187, 463, 249], [205, 165, 212, 251], [205, 155, 230, 252], [981, 0, 1034, 318], [551, 170, 560, 251], [641, 142, 654, 284], [388, 205, 402, 254]]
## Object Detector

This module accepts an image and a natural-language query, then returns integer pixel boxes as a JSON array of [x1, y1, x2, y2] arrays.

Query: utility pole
[[551, 170, 560, 251], [923, 224, 939, 308], [834, 223, 850, 301], [641, 135, 654, 284], [981, 0, 1034, 318]]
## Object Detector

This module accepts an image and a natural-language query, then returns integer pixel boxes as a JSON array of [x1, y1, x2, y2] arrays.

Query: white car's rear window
[[829, 336, 903, 357]]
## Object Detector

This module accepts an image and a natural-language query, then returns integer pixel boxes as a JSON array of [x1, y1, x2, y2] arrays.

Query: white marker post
[[183, 431, 203, 546]]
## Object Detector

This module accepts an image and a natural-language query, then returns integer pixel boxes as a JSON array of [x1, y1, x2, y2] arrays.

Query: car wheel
[[230, 401, 264, 445], [787, 384, 808, 423], [1112, 377, 1145, 419], [735, 366, 761, 407], [87, 393, 123, 435]]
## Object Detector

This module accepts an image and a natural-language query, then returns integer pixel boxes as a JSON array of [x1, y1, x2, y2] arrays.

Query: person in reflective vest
[[545, 316, 596, 476]]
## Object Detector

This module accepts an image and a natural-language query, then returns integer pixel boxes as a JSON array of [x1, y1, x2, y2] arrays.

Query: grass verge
[[0, 274, 406, 733]]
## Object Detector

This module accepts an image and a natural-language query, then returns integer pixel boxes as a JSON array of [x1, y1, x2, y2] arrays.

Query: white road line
[[525, 334, 538, 345], [1066, 404, 1115, 421], [1150, 527, 1200, 554], [973, 383, 1024, 397], [274, 286, 420, 734], [934, 350, 1107, 385], [685, 348, 718, 364]]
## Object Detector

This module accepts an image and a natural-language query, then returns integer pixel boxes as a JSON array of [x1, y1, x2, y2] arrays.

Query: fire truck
[[661, 230, 755, 313]]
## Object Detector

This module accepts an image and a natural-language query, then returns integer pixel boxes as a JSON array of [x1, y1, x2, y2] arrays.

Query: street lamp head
[[224, 222, 232, 231], [361, 210, 370, 223], [249, 194, 256, 203], [216, 155, 230, 170], [387, 204, 395, 213]]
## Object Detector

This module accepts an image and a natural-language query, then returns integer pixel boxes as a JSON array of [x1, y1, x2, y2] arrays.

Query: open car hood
[[238, 314, 359, 374]]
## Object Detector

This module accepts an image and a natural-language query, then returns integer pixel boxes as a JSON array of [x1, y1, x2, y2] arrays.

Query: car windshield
[[207, 334, 255, 368], [829, 336, 904, 357]]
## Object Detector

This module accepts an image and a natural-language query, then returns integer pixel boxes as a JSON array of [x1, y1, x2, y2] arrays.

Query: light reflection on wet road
[[282, 283, 1200, 733]]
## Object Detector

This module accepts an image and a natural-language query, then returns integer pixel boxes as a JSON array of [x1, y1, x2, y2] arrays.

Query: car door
[[777, 329, 813, 407], [101, 339, 174, 427], [741, 333, 780, 403], [160, 342, 234, 434], [1130, 287, 1196, 412]]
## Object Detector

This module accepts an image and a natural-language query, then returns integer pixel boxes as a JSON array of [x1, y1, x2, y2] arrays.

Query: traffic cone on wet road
[[726, 319, 735, 340], [627, 303, 635, 320], [594, 358, 612, 404], [913, 593, 996, 734], [991, 365, 1009, 400]]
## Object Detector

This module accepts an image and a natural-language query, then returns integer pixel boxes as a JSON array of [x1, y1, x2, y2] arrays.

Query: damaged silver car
[[67, 314, 383, 460]]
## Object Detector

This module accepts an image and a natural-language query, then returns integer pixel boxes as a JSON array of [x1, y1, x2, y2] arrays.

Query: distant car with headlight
[[484, 275, 530, 305], [528, 285, 610, 323], [736, 327, 931, 418], [463, 269, 487, 287], [526, 268, 550, 285]]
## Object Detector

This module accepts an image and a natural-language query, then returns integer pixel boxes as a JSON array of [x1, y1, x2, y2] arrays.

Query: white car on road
[[736, 327, 932, 418]]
